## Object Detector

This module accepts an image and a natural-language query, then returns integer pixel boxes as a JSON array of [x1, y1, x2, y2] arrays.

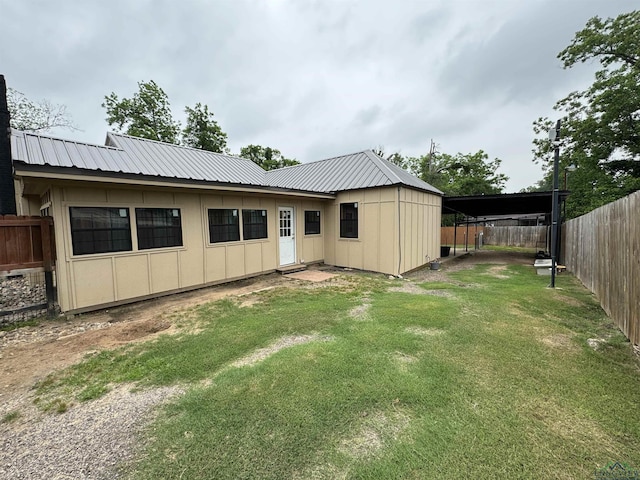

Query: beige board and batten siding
[[399, 187, 441, 274], [49, 184, 325, 312], [325, 186, 441, 276]]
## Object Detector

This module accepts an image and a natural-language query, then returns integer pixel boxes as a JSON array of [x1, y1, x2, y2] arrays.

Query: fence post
[[40, 217, 56, 317]]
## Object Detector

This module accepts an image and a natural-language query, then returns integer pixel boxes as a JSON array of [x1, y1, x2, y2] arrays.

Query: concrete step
[[276, 264, 307, 274]]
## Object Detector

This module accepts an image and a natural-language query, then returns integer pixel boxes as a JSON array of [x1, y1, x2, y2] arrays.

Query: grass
[[34, 266, 640, 479], [0, 318, 41, 332], [1, 411, 20, 424]]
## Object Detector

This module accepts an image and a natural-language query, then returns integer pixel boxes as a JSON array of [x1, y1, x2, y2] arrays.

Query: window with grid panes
[[135, 208, 183, 250], [208, 209, 240, 243], [340, 203, 358, 238], [304, 210, 321, 235], [69, 207, 132, 255], [242, 209, 268, 240]]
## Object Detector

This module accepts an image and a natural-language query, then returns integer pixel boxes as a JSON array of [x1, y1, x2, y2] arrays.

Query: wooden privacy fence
[[483, 226, 548, 249], [563, 191, 640, 345], [441, 226, 484, 246], [0, 215, 54, 271], [0, 215, 56, 317]]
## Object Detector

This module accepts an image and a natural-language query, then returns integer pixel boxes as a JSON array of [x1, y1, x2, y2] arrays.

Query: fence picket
[[564, 191, 640, 345]]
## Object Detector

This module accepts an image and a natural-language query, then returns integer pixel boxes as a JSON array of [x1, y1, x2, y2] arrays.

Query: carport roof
[[442, 191, 569, 218]]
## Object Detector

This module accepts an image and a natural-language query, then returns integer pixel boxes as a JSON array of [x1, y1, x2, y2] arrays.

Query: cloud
[[1, 0, 637, 191]]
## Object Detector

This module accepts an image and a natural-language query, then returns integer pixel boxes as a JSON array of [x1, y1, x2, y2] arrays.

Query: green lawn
[[36, 264, 640, 479]]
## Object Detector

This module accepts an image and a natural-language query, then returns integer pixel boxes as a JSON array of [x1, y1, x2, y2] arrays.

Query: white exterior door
[[279, 207, 296, 266]]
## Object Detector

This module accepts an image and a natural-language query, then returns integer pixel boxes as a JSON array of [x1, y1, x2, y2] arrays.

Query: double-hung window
[[208, 209, 240, 243], [340, 203, 358, 238], [69, 207, 132, 255], [136, 208, 183, 250], [242, 209, 268, 240], [304, 210, 321, 235]]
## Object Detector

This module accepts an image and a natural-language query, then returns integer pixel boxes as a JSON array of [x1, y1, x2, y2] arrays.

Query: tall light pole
[[549, 119, 561, 288]]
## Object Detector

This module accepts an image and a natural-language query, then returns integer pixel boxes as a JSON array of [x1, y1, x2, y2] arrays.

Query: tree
[[183, 103, 228, 153], [7, 88, 76, 133], [239, 145, 299, 171], [103, 80, 181, 144], [417, 150, 508, 196], [532, 11, 640, 218]]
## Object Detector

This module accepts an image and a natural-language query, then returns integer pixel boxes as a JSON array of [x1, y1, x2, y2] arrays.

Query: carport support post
[[453, 214, 457, 256], [550, 119, 561, 288]]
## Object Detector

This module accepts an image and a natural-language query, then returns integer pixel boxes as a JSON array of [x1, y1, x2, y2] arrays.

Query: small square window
[[242, 209, 268, 240], [304, 210, 321, 235], [340, 203, 358, 238], [209, 209, 240, 243], [135, 208, 183, 250], [69, 207, 132, 255]]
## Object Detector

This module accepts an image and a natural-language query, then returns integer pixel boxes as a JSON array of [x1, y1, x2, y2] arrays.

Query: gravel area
[[0, 275, 48, 325], [0, 320, 111, 349], [0, 385, 182, 480], [0, 276, 46, 310]]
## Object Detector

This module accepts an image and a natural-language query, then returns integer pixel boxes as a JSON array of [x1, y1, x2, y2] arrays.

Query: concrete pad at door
[[285, 270, 337, 282]]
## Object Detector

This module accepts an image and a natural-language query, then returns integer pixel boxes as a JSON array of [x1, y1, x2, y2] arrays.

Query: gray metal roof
[[106, 133, 266, 186], [265, 150, 443, 195], [11, 130, 441, 196], [11, 130, 267, 187], [11, 129, 132, 171]]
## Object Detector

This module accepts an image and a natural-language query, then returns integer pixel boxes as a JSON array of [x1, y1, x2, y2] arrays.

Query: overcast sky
[[1, 0, 636, 191]]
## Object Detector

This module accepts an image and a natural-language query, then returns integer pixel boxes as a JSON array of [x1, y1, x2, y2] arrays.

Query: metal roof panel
[[11, 130, 441, 196]]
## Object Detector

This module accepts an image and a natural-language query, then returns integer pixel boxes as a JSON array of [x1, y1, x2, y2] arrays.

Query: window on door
[[340, 203, 358, 238]]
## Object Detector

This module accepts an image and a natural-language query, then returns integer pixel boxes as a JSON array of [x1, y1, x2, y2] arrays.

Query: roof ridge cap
[[364, 150, 402, 184], [299, 150, 372, 167], [18, 129, 125, 151], [108, 131, 262, 166]]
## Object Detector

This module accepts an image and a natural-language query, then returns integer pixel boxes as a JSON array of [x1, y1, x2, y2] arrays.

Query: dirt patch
[[554, 294, 584, 308], [0, 274, 291, 405], [388, 282, 453, 297], [410, 250, 533, 283], [284, 270, 337, 282], [230, 334, 333, 368], [485, 265, 511, 279], [391, 351, 418, 372], [587, 337, 608, 350], [349, 300, 371, 320], [525, 399, 622, 456], [541, 333, 578, 351], [405, 326, 445, 337], [338, 409, 411, 459]]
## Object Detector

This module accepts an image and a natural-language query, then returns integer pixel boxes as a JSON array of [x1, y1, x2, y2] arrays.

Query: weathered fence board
[[0, 215, 47, 270], [483, 226, 548, 249], [440, 226, 483, 246], [564, 191, 640, 345]]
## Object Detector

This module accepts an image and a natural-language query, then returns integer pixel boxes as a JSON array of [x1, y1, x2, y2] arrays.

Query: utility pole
[[549, 119, 561, 288]]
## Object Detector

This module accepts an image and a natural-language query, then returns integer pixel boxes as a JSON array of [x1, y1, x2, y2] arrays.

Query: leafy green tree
[[183, 103, 228, 153], [103, 80, 181, 144], [239, 145, 299, 171], [7, 88, 76, 133], [417, 150, 508, 196], [532, 11, 640, 218]]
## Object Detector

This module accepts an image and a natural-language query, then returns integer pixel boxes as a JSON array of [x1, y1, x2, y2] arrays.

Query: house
[[8, 129, 442, 313]]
